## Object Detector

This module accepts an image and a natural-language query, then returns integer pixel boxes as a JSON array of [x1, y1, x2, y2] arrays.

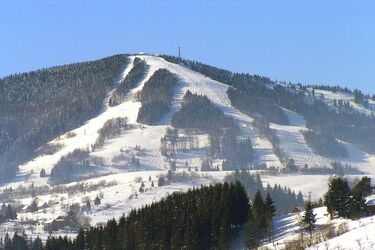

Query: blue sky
[[1, 1, 374, 93]]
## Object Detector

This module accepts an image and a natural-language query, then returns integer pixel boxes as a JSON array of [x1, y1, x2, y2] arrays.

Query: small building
[[45, 216, 66, 232], [39, 202, 49, 210], [291, 207, 302, 214], [366, 195, 375, 216]]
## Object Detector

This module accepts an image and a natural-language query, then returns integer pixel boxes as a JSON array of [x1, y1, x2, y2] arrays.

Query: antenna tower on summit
[[178, 46, 181, 58]]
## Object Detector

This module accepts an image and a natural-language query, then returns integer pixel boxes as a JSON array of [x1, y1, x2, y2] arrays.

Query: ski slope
[[2, 54, 375, 241]]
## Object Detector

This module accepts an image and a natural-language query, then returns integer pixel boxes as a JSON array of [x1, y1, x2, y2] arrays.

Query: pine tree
[[324, 177, 351, 218], [246, 204, 259, 249], [252, 190, 267, 238], [302, 201, 316, 237], [39, 168, 46, 178], [353, 176, 372, 197], [32, 237, 43, 250], [264, 192, 276, 240], [3, 233, 12, 250]]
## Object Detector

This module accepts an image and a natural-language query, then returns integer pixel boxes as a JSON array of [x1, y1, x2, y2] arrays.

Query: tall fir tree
[[264, 192, 276, 240], [302, 201, 316, 237], [324, 177, 351, 218], [252, 190, 267, 239]]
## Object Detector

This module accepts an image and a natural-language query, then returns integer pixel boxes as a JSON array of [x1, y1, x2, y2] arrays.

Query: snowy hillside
[[13, 54, 375, 185], [258, 206, 375, 250], [1, 54, 375, 243]]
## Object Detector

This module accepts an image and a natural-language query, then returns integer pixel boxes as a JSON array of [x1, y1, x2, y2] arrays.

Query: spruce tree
[[252, 190, 267, 238], [302, 201, 316, 237], [324, 177, 351, 218], [32, 237, 43, 250], [353, 176, 372, 197], [246, 204, 259, 249], [264, 192, 276, 240]]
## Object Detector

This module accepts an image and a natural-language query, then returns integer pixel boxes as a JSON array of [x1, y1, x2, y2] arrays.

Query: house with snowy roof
[[365, 195, 375, 216]]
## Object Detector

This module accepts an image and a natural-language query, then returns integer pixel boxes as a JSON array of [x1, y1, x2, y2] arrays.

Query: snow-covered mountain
[[1, 54, 375, 242]]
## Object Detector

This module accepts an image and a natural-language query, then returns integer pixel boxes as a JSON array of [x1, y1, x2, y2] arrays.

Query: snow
[[262, 175, 330, 201], [310, 88, 375, 117], [2, 55, 375, 243], [308, 213, 375, 250]]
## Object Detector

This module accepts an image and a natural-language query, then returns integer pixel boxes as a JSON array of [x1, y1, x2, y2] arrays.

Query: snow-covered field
[[259, 206, 375, 250], [2, 54, 375, 245]]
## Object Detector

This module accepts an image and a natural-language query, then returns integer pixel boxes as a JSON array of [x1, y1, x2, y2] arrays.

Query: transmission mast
[[178, 46, 181, 58]]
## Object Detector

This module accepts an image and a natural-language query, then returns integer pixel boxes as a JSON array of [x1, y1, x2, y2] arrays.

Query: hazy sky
[[1, 1, 374, 93]]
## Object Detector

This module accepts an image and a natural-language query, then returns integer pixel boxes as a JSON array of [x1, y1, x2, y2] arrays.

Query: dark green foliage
[[251, 191, 267, 238], [264, 192, 276, 239], [161, 55, 273, 89], [324, 176, 370, 219], [137, 69, 178, 124], [31, 237, 43, 250], [224, 171, 304, 215], [0, 54, 127, 181], [39, 168, 46, 178], [4, 182, 249, 249], [172, 91, 237, 132], [162, 55, 375, 155], [353, 89, 369, 107], [172, 91, 254, 169], [286, 158, 298, 172], [137, 101, 169, 124], [324, 177, 351, 218], [302, 130, 348, 158], [215, 131, 255, 170], [246, 191, 277, 247], [111, 57, 148, 106], [0, 203, 17, 223], [350, 176, 372, 218], [302, 201, 316, 237], [5, 204, 17, 220], [330, 161, 363, 175], [94, 196, 101, 206], [227, 87, 289, 125], [158, 176, 165, 187], [353, 176, 372, 197], [307, 85, 352, 94], [11, 233, 28, 250]]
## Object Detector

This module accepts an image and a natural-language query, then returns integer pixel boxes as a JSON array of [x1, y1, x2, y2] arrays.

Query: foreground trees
[[0, 182, 250, 249], [0, 54, 127, 182], [302, 201, 316, 237], [0, 182, 281, 250], [324, 176, 371, 219]]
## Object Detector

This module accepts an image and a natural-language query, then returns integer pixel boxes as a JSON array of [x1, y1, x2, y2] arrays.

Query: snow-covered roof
[[365, 195, 375, 206]]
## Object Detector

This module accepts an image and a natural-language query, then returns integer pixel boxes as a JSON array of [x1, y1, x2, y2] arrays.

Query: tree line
[[172, 91, 255, 170], [137, 69, 178, 124], [324, 176, 372, 219], [0, 54, 128, 182], [110, 57, 148, 106], [0, 182, 253, 250], [162, 55, 375, 155]]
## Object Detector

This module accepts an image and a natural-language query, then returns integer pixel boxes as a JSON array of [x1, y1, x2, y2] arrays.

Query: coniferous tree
[[324, 177, 351, 218], [31, 237, 43, 250], [353, 176, 372, 197], [246, 204, 259, 249], [350, 176, 372, 218], [302, 201, 316, 237], [264, 192, 276, 239], [39, 168, 46, 178], [252, 190, 267, 238]]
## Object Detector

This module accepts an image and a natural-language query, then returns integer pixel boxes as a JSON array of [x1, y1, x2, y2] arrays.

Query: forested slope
[[0, 55, 127, 181]]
